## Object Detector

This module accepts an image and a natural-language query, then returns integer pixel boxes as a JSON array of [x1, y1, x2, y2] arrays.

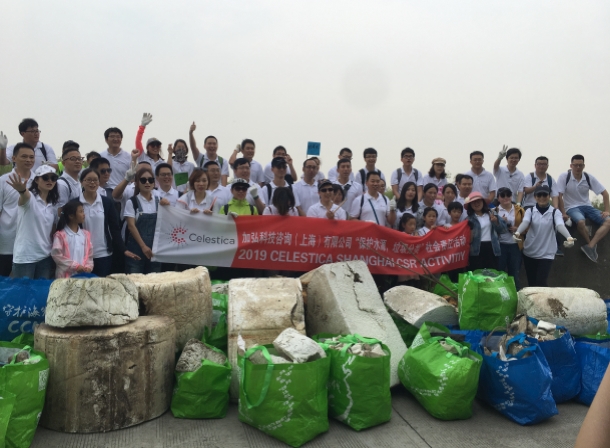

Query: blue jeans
[[567, 205, 608, 226], [125, 257, 161, 274], [499, 243, 522, 291], [12, 256, 55, 279]]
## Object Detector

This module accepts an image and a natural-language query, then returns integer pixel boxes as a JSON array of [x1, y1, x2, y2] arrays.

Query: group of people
[[1, 115, 608, 290]]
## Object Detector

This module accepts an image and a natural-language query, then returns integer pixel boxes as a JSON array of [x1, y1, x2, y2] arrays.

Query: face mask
[[174, 149, 187, 163]]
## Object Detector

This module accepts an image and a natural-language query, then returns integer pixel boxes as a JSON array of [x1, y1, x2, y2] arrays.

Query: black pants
[[0, 254, 13, 277], [523, 255, 554, 287], [469, 241, 499, 271]]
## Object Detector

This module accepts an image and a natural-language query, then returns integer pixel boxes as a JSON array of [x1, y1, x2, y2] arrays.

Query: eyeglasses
[[99, 168, 113, 174], [63, 156, 85, 162], [535, 193, 549, 198], [82, 178, 99, 184], [25, 129, 41, 134], [41, 174, 58, 182], [139, 177, 155, 184], [319, 188, 334, 193], [158, 173, 173, 177]]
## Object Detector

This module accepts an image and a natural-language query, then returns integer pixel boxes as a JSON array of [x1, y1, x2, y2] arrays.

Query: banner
[[152, 206, 470, 275]]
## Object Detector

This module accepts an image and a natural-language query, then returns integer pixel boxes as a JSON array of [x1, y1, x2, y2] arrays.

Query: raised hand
[[190, 122, 196, 133], [7, 172, 26, 192], [0, 131, 7, 150], [141, 113, 153, 127], [498, 144, 508, 160]]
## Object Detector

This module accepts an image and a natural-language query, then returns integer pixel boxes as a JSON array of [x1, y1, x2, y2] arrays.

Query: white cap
[[34, 165, 57, 177]]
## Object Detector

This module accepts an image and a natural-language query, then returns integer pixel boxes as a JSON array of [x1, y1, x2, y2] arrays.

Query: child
[[396, 213, 420, 287], [418, 207, 438, 236], [51, 200, 94, 278], [445, 202, 464, 227]]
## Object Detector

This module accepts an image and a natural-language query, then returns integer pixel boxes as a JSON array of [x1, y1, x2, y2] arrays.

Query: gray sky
[[3, 1, 609, 185]]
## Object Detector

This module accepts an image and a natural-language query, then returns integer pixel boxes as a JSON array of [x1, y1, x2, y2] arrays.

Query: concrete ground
[[32, 387, 587, 448]]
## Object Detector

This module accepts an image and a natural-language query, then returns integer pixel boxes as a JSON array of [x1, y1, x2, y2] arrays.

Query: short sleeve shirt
[[292, 180, 319, 215], [195, 153, 230, 176], [306, 202, 347, 220], [493, 166, 525, 203], [523, 173, 558, 207], [327, 166, 354, 183], [422, 174, 448, 189], [13, 194, 59, 263], [0, 170, 34, 254], [57, 173, 82, 208], [333, 180, 362, 213], [248, 159, 265, 184], [100, 149, 132, 189], [556, 171, 605, 211], [390, 167, 423, 193], [465, 169, 497, 198], [123, 194, 158, 218], [79, 192, 110, 258], [522, 206, 565, 259], [349, 192, 390, 226], [6, 142, 57, 172]]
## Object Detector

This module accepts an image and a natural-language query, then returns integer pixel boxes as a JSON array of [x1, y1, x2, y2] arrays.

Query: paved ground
[[31, 387, 587, 448]]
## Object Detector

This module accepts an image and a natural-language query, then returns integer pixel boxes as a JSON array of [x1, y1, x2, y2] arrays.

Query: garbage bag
[[477, 333, 557, 425], [239, 345, 330, 447], [398, 322, 482, 420], [314, 333, 391, 431], [171, 343, 231, 419], [574, 334, 610, 406], [458, 269, 518, 331], [0, 387, 16, 448], [389, 310, 419, 347], [202, 280, 228, 353], [433, 274, 458, 297], [0, 277, 51, 341], [0, 342, 49, 448]]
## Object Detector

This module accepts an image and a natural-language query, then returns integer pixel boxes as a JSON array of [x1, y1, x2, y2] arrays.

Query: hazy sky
[[3, 1, 609, 185]]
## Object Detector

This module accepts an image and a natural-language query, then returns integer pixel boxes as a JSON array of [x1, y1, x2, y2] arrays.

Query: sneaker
[[581, 245, 598, 263], [555, 249, 564, 257]]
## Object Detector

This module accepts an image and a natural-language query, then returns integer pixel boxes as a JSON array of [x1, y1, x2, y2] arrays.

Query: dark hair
[[454, 174, 463, 185], [61, 147, 81, 159], [30, 174, 59, 205], [443, 183, 458, 198], [137, 161, 151, 167], [506, 148, 522, 160], [155, 163, 173, 176], [104, 127, 123, 140], [173, 139, 189, 150], [241, 139, 255, 149], [188, 168, 209, 190], [339, 148, 352, 156], [56, 200, 83, 232], [363, 147, 377, 157], [89, 157, 110, 171], [12, 142, 34, 157], [423, 206, 438, 218], [337, 158, 352, 169], [271, 187, 295, 216], [401, 147, 415, 158], [86, 151, 101, 162], [79, 168, 99, 183], [366, 171, 381, 182], [535, 156, 549, 163], [423, 183, 439, 195], [428, 163, 447, 179], [273, 146, 287, 156], [497, 187, 513, 198], [134, 167, 154, 195], [447, 201, 464, 214], [204, 136, 217, 144], [302, 157, 318, 168], [203, 160, 219, 170], [233, 157, 251, 170], [571, 154, 585, 163], [332, 184, 345, 201], [469, 151, 484, 160], [466, 198, 490, 216], [398, 213, 417, 232], [459, 174, 473, 184], [396, 181, 419, 213], [18, 118, 38, 134]]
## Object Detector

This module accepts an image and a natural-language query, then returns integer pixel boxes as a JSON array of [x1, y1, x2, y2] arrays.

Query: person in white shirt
[[357, 147, 386, 193], [418, 207, 438, 236], [263, 187, 300, 216], [229, 139, 264, 185], [189, 122, 229, 186], [422, 157, 448, 190], [8, 165, 60, 279], [263, 146, 298, 185], [418, 183, 448, 227], [293, 158, 320, 215], [349, 172, 396, 227], [333, 158, 361, 213], [89, 157, 114, 197], [306, 179, 347, 220], [442, 183, 467, 222], [0, 118, 58, 171], [522, 156, 558, 209], [557, 154, 610, 262], [495, 187, 523, 290], [465, 151, 497, 203], [112, 150, 151, 219], [100, 127, 132, 189], [261, 157, 304, 215], [166, 139, 194, 193], [493, 146, 525, 205], [137, 137, 166, 173], [232, 158, 266, 213], [203, 160, 232, 207], [0, 143, 35, 276], [327, 148, 354, 182], [391, 147, 423, 199], [57, 141, 84, 208], [514, 185, 576, 286], [455, 174, 474, 205], [177, 169, 220, 214], [155, 163, 180, 206], [51, 200, 93, 278], [394, 181, 419, 230]]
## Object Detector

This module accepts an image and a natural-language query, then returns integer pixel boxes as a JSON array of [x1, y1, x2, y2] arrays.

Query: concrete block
[[384, 286, 458, 328], [176, 339, 227, 372], [273, 328, 326, 363], [304, 260, 407, 386]]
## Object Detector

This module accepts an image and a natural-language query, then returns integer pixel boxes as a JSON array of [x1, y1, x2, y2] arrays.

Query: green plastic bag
[[0, 388, 16, 448], [239, 345, 330, 447], [0, 342, 49, 448], [10, 334, 34, 347], [171, 343, 232, 419], [203, 281, 228, 353], [315, 334, 391, 431], [458, 269, 518, 331], [388, 310, 419, 348], [433, 274, 458, 297], [398, 322, 482, 420]]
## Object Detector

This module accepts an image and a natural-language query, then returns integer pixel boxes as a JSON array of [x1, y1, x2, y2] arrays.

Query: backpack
[[40, 143, 48, 161], [124, 196, 160, 244], [357, 194, 388, 219], [359, 168, 385, 187], [200, 155, 224, 169], [565, 170, 591, 189], [265, 183, 293, 202], [527, 172, 554, 202], [395, 167, 419, 186], [58, 177, 81, 201], [224, 203, 255, 215]]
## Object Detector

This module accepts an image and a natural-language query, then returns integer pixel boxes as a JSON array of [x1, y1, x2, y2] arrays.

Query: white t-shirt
[[522, 206, 565, 259], [327, 166, 354, 183], [208, 185, 232, 208], [494, 166, 525, 203], [195, 153, 230, 176], [64, 226, 86, 266], [522, 173, 558, 207], [0, 170, 34, 254], [556, 171, 606, 211], [349, 192, 390, 226], [418, 227, 431, 236], [292, 180, 319, 216], [100, 149, 132, 189], [306, 202, 347, 220], [418, 200, 448, 226], [395, 204, 417, 230], [6, 142, 57, 172], [124, 194, 158, 218], [390, 167, 423, 193], [465, 169, 497, 199], [248, 159, 265, 184], [496, 205, 516, 245], [13, 194, 59, 263], [263, 205, 299, 216], [176, 191, 220, 212], [477, 213, 492, 242], [333, 180, 361, 213], [356, 167, 386, 192], [263, 162, 295, 184], [171, 160, 195, 192], [156, 187, 180, 206], [422, 174, 448, 189], [137, 153, 165, 172], [260, 181, 301, 208], [57, 172, 82, 208], [80, 193, 110, 259]]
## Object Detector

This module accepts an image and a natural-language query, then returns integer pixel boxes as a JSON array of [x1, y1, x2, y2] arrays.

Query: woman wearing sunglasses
[[7, 165, 60, 279], [513, 185, 576, 287], [124, 167, 170, 274], [495, 187, 525, 289]]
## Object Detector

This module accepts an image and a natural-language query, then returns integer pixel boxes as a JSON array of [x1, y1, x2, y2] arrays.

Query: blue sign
[[306, 141, 321, 156]]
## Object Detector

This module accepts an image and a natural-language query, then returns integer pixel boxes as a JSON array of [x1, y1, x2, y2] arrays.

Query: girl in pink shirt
[[51, 200, 93, 278]]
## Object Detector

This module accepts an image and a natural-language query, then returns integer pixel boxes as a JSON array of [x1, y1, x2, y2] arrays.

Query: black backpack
[[565, 170, 591, 189], [223, 203, 255, 215]]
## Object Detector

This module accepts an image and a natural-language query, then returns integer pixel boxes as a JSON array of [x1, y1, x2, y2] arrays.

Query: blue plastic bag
[[477, 334, 558, 425], [0, 277, 51, 341], [445, 326, 488, 349], [574, 335, 610, 406]]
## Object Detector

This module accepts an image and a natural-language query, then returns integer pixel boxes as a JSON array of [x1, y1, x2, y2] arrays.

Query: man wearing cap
[[57, 140, 84, 208], [188, 122, 229, 186], [100, 127, 130, 189], [391, 147, 423, 199], [0, 118, 58, 171], [263, 146, 297, 185], [493, 146, 525, 205], [232, 158, 266, 213], [465, 151, 497, 203], [292, 157, 321, 215], [261, 157, 304, 215], [219, 178, 259, 216], [306, 179, 347, 220]]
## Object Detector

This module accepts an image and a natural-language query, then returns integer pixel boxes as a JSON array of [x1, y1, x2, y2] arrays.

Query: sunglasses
[[99, 168, 113, 174], [319, 188, 334, 193], [139, 177, 155, 184], [535, 193, 549, 198], [41, 174, 58, 182], [233, 186, 248, 192], [498, 193, 512, 198]]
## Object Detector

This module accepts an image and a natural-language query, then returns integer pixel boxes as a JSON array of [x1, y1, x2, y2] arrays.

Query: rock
[[249, 349, 291, 365], [273, 328, 326, 363], [45, 277, 139, 327], [384, 286, 458, 328], [228, 278, 305, 399], [34, 316, 176, 433], [176, 339, 227, 372], [212, 282, 229, 295], [304, 261, 407, 386], [517, 287, 606, 336], [110, 267, 212, 352]]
